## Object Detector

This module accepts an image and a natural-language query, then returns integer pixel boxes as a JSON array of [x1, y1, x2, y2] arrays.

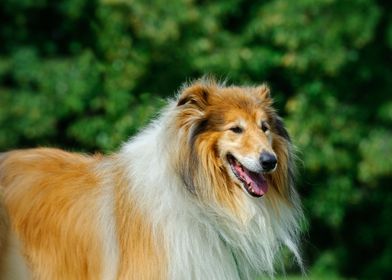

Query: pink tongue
[[234, 163, 268, 196]]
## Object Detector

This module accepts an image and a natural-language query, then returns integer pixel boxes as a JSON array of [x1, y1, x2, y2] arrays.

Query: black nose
[[259, 152, 277, 171]]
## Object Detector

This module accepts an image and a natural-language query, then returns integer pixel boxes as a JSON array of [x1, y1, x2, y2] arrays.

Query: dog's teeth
[[246, 183, 254, 193]]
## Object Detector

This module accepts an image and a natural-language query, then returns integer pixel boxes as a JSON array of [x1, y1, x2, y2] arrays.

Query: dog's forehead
[[210, 87, 268, 120], [222, 107, 268, 124], [216, 87, 263, 104]]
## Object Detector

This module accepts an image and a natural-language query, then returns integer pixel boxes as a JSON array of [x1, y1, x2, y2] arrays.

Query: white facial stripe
[[231, 151, 278, 173], [234, 155, 262, 173]]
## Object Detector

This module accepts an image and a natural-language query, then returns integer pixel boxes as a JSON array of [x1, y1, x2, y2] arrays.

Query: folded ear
[[177, 83, 210, 109], [256, 83, 271, 100]]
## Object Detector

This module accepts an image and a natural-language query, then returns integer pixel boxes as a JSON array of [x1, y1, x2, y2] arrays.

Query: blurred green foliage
[[0, 0, 391, 278]]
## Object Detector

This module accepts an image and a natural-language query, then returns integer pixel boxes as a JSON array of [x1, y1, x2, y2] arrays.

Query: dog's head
[[175, 78, 296, 216]]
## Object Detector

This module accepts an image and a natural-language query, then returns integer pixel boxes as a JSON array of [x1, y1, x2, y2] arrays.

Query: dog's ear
[[254, 83, 273, 107], [177, 83, 210, 109], [256, 83, 271, 100]]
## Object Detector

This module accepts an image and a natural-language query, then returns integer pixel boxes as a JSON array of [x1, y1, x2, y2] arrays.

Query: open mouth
[[227, 154, 268, 197]]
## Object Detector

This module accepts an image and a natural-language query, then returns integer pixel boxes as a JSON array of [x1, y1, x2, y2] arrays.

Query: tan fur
[[0, 149, 167, 279], [0, 149, 104, 279], [0, 189, 10, 278], [0, 187, 29, 280], [112, 165, 167, 279]]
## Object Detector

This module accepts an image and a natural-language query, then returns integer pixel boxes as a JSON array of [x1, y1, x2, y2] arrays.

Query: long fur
[[0, 186, 30, 280], [0, 78, 303, 279]]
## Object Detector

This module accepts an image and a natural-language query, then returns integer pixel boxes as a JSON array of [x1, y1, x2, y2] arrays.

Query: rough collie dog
[[0, 78, 303, 279]]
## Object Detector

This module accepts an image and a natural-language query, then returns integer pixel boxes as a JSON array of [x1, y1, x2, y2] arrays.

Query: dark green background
[[1, 0, 391, 278]]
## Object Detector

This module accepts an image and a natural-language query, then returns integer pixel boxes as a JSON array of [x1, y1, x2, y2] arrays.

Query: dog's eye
[[230, 126, 243, 134], [261, 121, 270, 133]]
